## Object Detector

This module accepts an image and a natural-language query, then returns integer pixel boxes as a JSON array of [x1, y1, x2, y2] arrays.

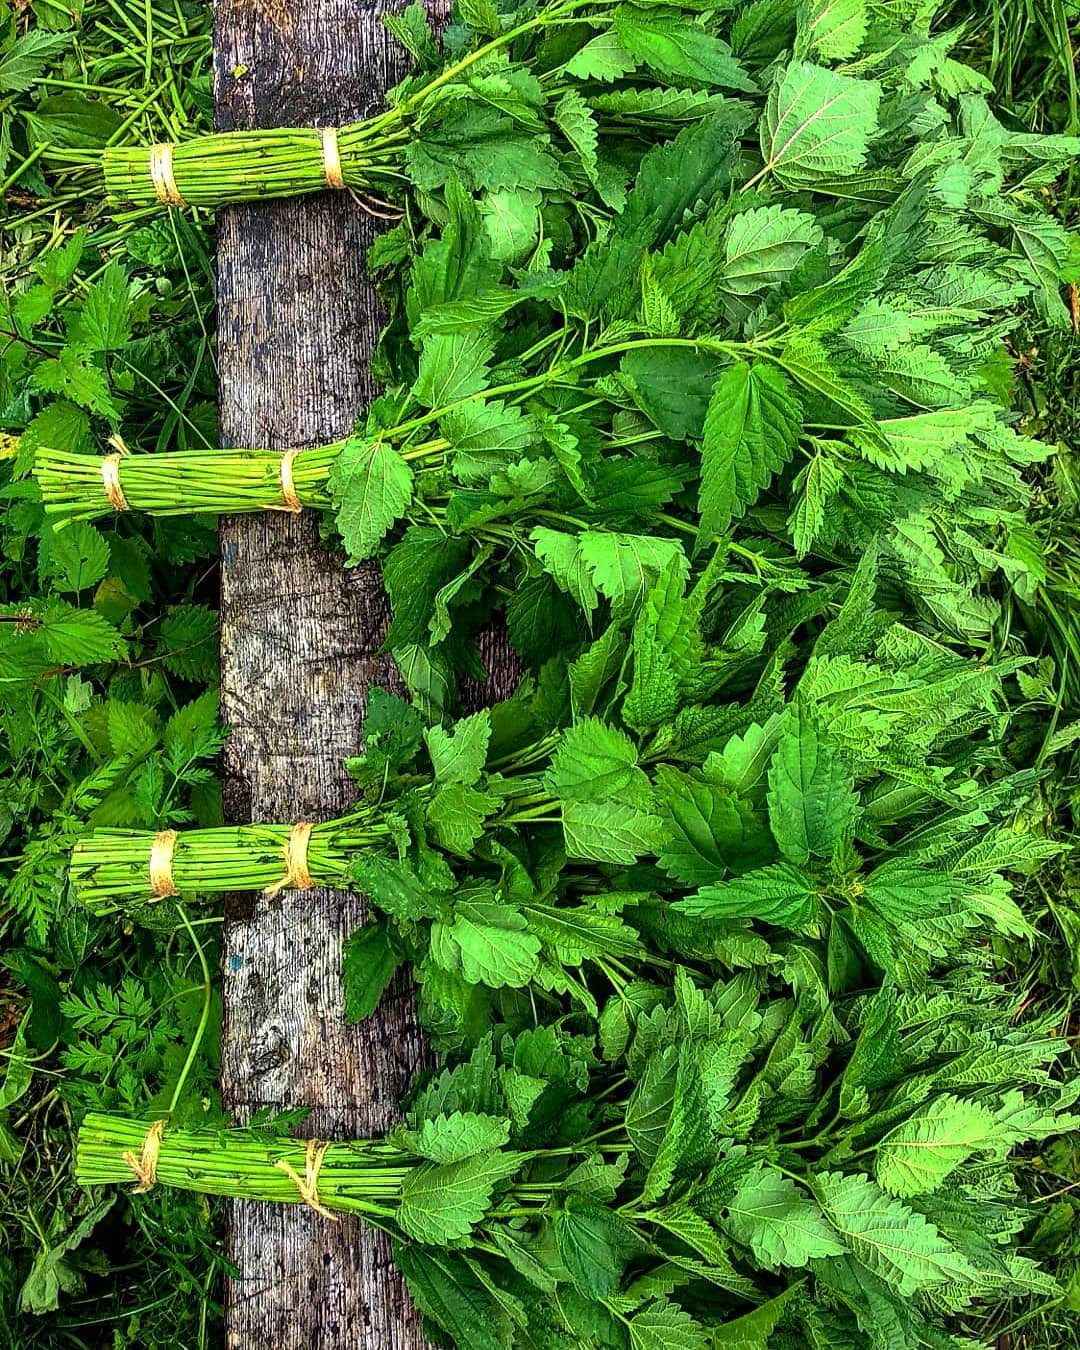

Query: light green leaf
[[425, 709, 491, 786], [722, 205, 821, 296], [699, 363, 802, 538], [413, 330, 494, 409], [614, 8, 757, 93], [547, 718, 643, 802], [796, 0, 868, 62], [767, 704, 859, 863], [815, 1171, 976, 1294], [677, 863, 817, 926], [563, 798, 666, 865], [403, 1111, 511, 1164], [723, 1168, 846, 1268], [628, 1298, 709, 1350], [329, 437, 414, 563], [41, 522, 110, 592], [760, 62, 881, 188], [396, 1150, 523, 1244], [448, 901, 541, 988], [874, 1095, 998, 1197], [67, 263, 132, 351]]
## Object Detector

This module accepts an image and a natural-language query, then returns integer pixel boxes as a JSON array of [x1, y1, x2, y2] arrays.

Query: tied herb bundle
[[43, 15, 1078, 699], [101, 0, 753, 209], [79, 968, 1076, 1347], [71, 554, 1060, 1037]]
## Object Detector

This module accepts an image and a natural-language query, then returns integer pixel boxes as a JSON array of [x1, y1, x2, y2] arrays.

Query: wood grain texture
[[212, 1, 496, 1345]]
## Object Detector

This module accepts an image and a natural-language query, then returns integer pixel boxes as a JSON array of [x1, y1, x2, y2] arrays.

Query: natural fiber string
[[321, 126, 345, 190], [101, 455, 128, 511], [122, 1119, 166, 1193], [275, 1138, 339, 1221], [148, 830, 179, 900], [278, 448, 303, 513], [148, 143, 185, 207], [264, 821, 314, 896]]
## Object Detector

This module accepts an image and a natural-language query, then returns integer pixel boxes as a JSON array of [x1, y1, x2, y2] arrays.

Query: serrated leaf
[[796, 0, 868, 62], [413, 330, 494, 409], [761, 62, 880, 188], [41, 522, 110, 592], [403, 1111, 511, 1163], [628, 1298, 709, 1350], [874, 1095, 998, 1197], [329, 437, 414, 563], [67, 263, 132, 352], [767, 704, 859, 863], [425, 710, 491, 787], [723, 1168, 846, 1268], [554, 1199, 641, 1299], [815, 1171, 976, 1293], [699, 363, 802, 537], [722, 205, 822, 296], [614, 9, 757, 93], [563, 798, 666, 866], [547, 718, 643, 802], [396, 1149, 523, 1244], [677, 863, 817, 926], [341, 922, 401, 1022]]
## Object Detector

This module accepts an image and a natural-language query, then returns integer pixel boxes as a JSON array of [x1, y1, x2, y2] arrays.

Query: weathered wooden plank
[[211, 1, 459, 1345]]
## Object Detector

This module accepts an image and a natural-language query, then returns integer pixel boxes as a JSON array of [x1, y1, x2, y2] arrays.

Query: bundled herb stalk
[[78, 965, 1077, 1347], [46, 15, 1075, 683], [101, 0, 745, 210], [71, 555, 1059, 1036]]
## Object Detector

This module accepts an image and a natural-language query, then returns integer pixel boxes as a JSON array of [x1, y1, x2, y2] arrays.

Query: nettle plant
[[37, 0, 1075, 705], [79, 965, 1076, 1348], [71, 553, 1057, 1045]]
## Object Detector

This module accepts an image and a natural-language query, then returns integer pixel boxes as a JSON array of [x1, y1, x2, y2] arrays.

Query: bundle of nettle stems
[[102, 0, 610, 209]]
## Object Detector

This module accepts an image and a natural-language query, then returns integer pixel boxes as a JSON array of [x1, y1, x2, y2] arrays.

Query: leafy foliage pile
[[4, 0, 1080, 1346], [78, 967, 1076, 1349]]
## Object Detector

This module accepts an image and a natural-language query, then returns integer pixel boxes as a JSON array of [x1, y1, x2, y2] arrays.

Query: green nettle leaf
[[562, 798, 666, 866], [796, 0, 868, 62], [814, 1172, 976, 1294], [874, 1095, 999, 1197], [628, 1298, 709, 1350], [66, 262, 132, 351], [613, 8, 758, 94], [446, 901, 542, 988], [413, 330, 494, 408], [712, 1288, 802, 1348], [394, 1247, 503, 1350], [396, 1150, 523, 1245], [699, 363, 802, 538], [766, 705, 859, 863], [425, 710, 491, 786], [564, 30, 638, 82], [547, 718, 643, 802], [41, 522, 110, 592], [723, 1168, 847, 1268], [402, 1111, 511, 1164], [554, 1198, 641, 1299], [329, 437, 414, 564], [654, 766, 773, 887], [760, 62, 881, 188], [722, 205, 822, 296], [341, 922, 401, 1022], [677, 862, 817, 927]]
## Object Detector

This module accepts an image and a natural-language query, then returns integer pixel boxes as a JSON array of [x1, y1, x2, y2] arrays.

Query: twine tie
[[275, 1138, 338, 1221], [148, 143, 185, 207], [279, 448, 303, 512], [148, 830, 179, 900], [321, 127, 344, 190], [123, 1119, 166, 1193], [265, 821, 314, 896]]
